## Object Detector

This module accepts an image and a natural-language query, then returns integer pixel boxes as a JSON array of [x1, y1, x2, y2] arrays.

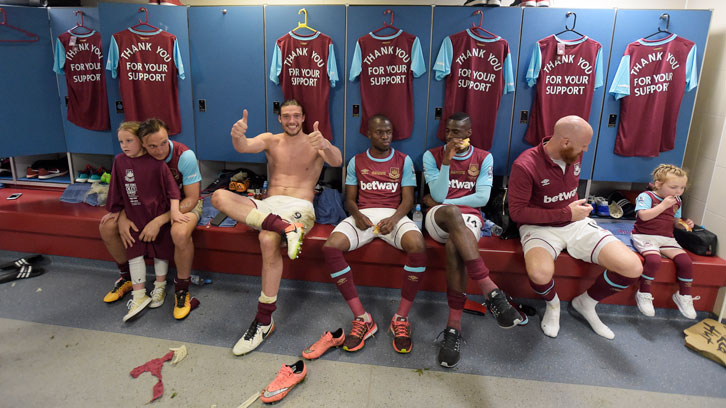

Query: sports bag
[[483, 187, 519, 240], [673, 226, 718, 256]]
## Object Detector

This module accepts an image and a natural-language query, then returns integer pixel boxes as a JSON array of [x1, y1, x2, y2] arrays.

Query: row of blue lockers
[[0, 4, 711, 183]]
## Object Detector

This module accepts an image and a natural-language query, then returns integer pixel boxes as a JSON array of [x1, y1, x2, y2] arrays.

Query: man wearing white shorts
[[322, 114, 426, 354], [508, 115, 643, 340], [212, 100, 342, 356], [422, 112, 521, 368]]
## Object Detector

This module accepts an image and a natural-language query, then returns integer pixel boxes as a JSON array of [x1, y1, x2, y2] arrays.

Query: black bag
[[673, 226, 718, 256], [483, 187, 519, 240]]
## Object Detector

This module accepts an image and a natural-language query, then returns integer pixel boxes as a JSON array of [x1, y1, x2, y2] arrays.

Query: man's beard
[[561, 145, 580, 164]]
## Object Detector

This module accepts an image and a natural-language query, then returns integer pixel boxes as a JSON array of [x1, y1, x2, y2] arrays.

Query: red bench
[[2, 186, 724, 311]]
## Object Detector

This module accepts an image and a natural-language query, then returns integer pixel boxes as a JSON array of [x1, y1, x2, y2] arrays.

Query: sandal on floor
[[0, 264, 45, 284]]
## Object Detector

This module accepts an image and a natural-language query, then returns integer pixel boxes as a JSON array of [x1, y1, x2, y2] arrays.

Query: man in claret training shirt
[[508, 115, 642, 340]]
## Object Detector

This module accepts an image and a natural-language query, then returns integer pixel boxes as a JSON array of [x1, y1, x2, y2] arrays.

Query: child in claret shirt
[[103, 121, 188, 322], [631, 164, 697, 319]]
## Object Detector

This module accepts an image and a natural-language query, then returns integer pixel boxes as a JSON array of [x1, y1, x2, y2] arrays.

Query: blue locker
[[0, 6, 66, 156], [49, 7, 114, 155], [346, 6, 433, 170], [428, 6, 522, 176], [509, 8, 615, 179], [98, 3, 194, 154], [189, 6, 265, 162], [592, 9, 711, 183], [265, 5, 346, 161]]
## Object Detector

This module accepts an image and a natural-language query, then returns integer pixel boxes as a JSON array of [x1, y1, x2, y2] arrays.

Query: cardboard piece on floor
[[683, 318, 726, 367]]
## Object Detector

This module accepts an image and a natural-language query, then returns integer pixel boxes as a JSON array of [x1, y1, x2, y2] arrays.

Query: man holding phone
[[508, 115, 643, 340]]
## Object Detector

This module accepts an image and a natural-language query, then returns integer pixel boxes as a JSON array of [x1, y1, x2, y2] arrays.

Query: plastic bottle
[[190, 274, 212, 286], [260, 180, 268, 199], [412, 204, 423, 230]]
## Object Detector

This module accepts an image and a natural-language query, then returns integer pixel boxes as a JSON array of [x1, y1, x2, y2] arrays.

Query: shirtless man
[[212, 99, 342, 356], [508, 115, 643, 340]]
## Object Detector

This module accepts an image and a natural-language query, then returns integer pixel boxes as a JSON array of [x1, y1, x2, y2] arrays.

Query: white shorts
[[631, 233, 682, 255], [519, 218, 618, 264], [332, 208, 421, 251], [424, 204, 482, 244], [250, 195, 316, 232]]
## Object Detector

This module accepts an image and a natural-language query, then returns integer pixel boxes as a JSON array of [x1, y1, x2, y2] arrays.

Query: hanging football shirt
[[106, 28, 185, 135], [609, 34, 698, 157], [525, 35, 603, 146], [53, 30, 110, 131], [350, 30, 426, 141], [345, 148, 416, 210], [433, 29, 514, 150], [270, 31, 338, 141]]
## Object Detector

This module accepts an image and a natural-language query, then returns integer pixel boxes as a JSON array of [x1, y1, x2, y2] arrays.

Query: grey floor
[[1, 250, 724, 407]]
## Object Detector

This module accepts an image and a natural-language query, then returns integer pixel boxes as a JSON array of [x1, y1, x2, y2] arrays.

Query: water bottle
[[260, 180, 268, 199], [190, 274, 212, 286], [412, 204, 423, 230]]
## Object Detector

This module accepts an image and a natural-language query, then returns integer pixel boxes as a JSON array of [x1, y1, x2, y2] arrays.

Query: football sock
[[153, 258, 168, 279], [541, 294, 560, 338], [572, 292, 614, 340], [323, 246, 365, 316], [255, 291, 277, 325], [118, 262, 131, 281], [530, 278, 557, 301], [397, 252, 426, 317], [128, 256, 146, 285], [673, 253, 693, 296], [639, 254, 661, 293], [465, 258, 498, 297], [446, 289, 466, 331], [174, 277, 190, 292], [587, 270, 637, 301]]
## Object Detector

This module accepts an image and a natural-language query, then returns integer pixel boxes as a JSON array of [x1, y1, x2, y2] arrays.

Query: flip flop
[[0, 255, 44, 270], [0, 264, 45, 284]]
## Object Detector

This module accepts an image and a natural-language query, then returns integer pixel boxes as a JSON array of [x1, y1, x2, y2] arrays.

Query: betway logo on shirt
[[449, 179, 475, 190], [360, 180, 398, 192], [543, 188, 578, 203]]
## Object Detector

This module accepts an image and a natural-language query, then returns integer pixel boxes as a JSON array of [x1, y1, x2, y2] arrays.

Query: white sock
[[153, 281, 166, 289], [153, 258, 168, 277], [542, 294, 560, 338], [131, 289, 146, 300], [357, 312, 371, 323], [572, 292, 615, 340], [128, 256, 146, 285]]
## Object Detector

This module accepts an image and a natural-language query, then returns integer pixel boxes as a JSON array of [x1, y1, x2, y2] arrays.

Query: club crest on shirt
[[124, 169, 135, 183], [541, 179, 550, 186], [467, 164, 480, 177], [389, 167, 400, 180], [574, 163, 581, 176]]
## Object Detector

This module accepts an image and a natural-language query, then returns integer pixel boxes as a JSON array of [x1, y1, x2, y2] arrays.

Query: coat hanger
[[470, 10, 497, 39], [69, 10, 93, 35], [372, 9, 400, 36], [130, 7, 159, 33], [292, 8, 317, 35], [555, 11, 584, 38], [643, 13, 673, 40], [0, 7, 39, 43]]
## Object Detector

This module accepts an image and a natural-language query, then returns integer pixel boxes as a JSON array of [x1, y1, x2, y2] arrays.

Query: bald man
[[508, 115, 642, 340]]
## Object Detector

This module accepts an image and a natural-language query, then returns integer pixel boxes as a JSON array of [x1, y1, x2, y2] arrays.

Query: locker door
[[189, 6, 265, 162], [49, 7, 114, 155], [346, 6, 433, 170], [509, 8, 615, 179], [265, 5, 345, 161], [98, 3, 194, 154], [428, 6, 522, 176], [0, 6, 66, 156], [592, 9, 711, 183]]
